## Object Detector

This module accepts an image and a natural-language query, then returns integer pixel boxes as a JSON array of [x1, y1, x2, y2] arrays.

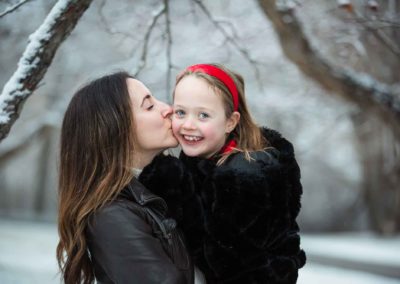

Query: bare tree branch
[[0, 0, 31, 18], [345, 9, 400, 57], [0, 0, 93, 143], [132, 4, 165, 77], [97, 0, 137, 39], [193, 0, 262, 83], [367, 25, 400, 56], [258, 0, 400, 138], [164, 0, 173, 99], [0, 110, 59, 165]]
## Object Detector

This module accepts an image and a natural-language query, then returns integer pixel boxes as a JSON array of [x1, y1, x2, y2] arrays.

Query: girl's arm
[[203, 150, 306, 282]]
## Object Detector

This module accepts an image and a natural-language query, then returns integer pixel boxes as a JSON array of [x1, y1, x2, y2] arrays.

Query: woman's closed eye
[[142, 96, 154, 110]]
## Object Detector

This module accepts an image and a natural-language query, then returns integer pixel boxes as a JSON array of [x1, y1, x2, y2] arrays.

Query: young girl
[[140, 64, 306, 284]]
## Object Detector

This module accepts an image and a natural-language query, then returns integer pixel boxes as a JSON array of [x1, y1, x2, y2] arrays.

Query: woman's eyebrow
[[140, 94, 151, 107]]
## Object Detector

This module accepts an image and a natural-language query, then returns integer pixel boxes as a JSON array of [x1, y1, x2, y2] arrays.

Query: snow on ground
[[302, 233, 400, 266], [299, 263, 400, 284], [0, 218, 399, 284], [0, 219, 59, 283]]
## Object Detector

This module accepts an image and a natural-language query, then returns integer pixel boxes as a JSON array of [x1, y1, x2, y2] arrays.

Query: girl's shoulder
[[221, 148, 280, 175], [221, 126, 297, 172]]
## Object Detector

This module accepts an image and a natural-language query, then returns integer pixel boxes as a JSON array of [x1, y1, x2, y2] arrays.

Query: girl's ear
[[225, 111, 240, 133]]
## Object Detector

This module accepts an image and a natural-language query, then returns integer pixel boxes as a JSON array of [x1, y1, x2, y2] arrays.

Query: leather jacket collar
[[120, 178, 168, 215]]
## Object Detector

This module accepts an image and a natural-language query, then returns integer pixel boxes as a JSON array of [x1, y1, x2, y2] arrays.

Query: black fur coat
[[140, 127, 306, 284]]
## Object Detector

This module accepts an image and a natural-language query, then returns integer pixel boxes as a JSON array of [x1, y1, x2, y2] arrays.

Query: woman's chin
[[166, 137, 179, 148], [170, 140, 179, 148]]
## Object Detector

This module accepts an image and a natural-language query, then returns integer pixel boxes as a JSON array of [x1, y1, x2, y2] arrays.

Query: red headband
[[186, 64, 239, 111]]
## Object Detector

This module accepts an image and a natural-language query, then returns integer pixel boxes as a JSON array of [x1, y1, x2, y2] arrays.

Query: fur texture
[[140, 127, 306, 283]]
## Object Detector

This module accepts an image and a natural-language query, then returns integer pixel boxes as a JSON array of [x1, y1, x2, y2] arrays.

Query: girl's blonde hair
[[175, 63, 270, 164]]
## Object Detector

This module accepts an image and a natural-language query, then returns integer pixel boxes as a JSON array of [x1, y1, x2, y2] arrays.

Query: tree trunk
[[258, 0, 400, 233], [257, 0, 400, 139], [33, 125, 54, 214], [352, 112, 400, 234]]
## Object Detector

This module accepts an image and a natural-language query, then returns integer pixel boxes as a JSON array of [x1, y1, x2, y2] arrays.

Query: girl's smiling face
[[172, 75, 238, 158]]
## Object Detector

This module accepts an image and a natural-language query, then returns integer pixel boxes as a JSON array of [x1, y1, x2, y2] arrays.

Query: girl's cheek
[[171, 120, 180, 136]]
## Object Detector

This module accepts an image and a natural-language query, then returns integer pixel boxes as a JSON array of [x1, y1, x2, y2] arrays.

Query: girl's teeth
[[184, 135, 201, 141]]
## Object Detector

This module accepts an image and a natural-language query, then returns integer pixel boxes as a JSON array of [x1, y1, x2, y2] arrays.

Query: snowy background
[[0, 0, 399, 283], [1, 219, 399, 283]]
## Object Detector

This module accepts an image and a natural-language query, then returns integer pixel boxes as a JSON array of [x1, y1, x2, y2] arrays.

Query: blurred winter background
[[0, 0, 399, 283]]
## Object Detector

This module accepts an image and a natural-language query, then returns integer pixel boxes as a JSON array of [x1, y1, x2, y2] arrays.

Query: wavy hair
[[56, 72, 136, 283]]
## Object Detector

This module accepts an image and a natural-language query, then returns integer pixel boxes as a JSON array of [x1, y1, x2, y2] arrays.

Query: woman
[[56, 71, 194, 284]]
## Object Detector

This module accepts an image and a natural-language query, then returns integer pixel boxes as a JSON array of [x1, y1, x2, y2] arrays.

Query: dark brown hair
[[56, 72, 137, 283], [175, 63, 269, 164]]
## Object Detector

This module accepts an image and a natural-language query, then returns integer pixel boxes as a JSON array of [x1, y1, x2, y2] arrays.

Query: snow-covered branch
[[258, 0, 400, 137], [0, 0, 32, 18], [0, 0, 93, 143]]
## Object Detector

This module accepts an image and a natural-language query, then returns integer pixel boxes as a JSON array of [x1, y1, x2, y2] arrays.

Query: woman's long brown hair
[[56, 72, 136, 283]]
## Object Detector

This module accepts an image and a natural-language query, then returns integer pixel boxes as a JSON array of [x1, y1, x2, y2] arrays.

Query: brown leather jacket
[[86, 178, 194, 284]]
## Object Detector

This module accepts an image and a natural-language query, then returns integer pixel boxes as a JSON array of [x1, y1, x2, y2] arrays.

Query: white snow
[[0, 219, 60, 283], [299, 263, 400, 284], [1, 219, 399, 284], [302, 233, 400, 266], [337, 0, 351, 5], [0, 0, 71, 124]]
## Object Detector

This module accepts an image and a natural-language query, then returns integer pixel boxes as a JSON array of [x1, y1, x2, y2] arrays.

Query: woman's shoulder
[[89, 198, 141, 224], [87, 198, 151, 242]]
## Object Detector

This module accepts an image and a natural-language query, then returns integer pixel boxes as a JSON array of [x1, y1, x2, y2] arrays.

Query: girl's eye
[[147, 105, 154, 110], [175, 110, 185, 118], [199, 112, 209, 119]]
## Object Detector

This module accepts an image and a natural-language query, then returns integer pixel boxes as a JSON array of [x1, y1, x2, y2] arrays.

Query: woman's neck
[[132, 151, 158, 169]]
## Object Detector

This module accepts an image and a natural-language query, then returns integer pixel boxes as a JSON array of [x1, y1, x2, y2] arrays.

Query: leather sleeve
[[86, 203, 185, 284]]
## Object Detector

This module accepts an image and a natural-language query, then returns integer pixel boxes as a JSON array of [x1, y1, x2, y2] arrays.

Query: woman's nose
[[160, 102, 173, 118]]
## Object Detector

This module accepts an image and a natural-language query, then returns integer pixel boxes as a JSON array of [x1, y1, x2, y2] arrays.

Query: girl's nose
[[182, 117, 196, 130]]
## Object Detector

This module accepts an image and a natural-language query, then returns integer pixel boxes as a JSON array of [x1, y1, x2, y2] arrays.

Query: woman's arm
[[86, 203, 185, 284]]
